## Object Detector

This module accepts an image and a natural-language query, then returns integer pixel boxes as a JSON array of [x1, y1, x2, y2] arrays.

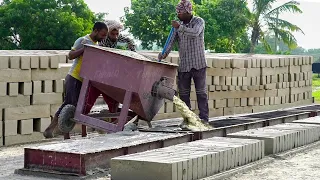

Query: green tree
[[0, 0, 99, 50], [94, 12, 109, 22], [196, 0, 250, 53], [247, 0, 303, 53], [122, 0, 179, 50], [122, 0, 250, 53]]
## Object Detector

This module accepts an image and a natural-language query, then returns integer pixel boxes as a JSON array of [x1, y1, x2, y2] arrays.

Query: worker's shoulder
[[192, 16, 205, 25], [75, 35, 92, 44]]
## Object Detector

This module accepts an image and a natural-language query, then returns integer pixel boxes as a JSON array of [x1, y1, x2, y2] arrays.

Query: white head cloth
[[105, 20, 124, 31]]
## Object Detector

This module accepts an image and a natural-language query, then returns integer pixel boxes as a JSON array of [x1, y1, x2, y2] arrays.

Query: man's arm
[[68, 37, 85, 60], [177, 18, 204, 37], [117, 34, 136, 51], [68, 48, 84, 60]]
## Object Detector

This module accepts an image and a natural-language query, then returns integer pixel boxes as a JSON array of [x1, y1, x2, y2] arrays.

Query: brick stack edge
[[0, 50, 314, 146], [0, 50, 69, 146]]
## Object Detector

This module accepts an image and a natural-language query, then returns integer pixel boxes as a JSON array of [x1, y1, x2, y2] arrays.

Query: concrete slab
[[263, 123, 320, 148], [111, 137, 263, 180], [227, 128, 300, 155], [292, 116, 320, 125]]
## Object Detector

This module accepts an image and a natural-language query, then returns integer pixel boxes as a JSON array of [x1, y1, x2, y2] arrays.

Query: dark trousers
[[177, 68, 209, 121]]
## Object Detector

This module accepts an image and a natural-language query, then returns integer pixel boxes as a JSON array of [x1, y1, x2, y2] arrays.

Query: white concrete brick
[[0, 69, 31, 82], [49, 55, 59, 68], [227, 99, 235, 107], [0, 82, 6, 96], [271, 58, 280, 67], [0, 56, 9, 69], [4, 105, 50, 121], [53, 80, 64, 93], [8, 83, 18, 96], [30, 56, 39, 69], [58, 55, 67, 63], [9, 56, 20, 69], [21, 56, 31, 70], [42, 80, 53, 93], [32, 81, 42, 94], [232, 68, 246, 77], [231, 59, 245, 68], [251, 59, 257, 68], [40, 56, 49, 69], [213, 76, 219, 85], [207, 68, 232, 76], [237, 77, 243, 86], [225, 59, 231, 68], [19, 82, 32, 95], [0, 120, 2, 137], [264, 123, 320, 148], [0, 95, 30, 109], [219, 76, 226, 85], [231, 77, 237, 86], [226, 77, 232, 86], [228, 128, 299, 155], [111, 137, 263, 180], [33, 117, 51, 132], [4, 132, 43, 146], [244, 59, 252, 68], [18, 119, 33, 135], [246, 68, 260, 77], [4, 120, 18, 136]]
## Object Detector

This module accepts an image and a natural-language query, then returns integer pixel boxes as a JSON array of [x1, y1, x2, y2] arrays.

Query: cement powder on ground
[[173, 95, 213, 131]]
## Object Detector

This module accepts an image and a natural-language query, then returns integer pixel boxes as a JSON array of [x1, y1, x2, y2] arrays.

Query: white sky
[[0, 0, 319, 49], [83, 0, 320, 50]]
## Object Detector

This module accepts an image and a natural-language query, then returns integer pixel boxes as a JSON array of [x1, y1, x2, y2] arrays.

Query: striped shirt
[[164, 16, 207, 72], [99, 34, 136, 51]]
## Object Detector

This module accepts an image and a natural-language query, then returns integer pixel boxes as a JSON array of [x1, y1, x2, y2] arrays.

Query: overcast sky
[[83, 0, 320, 50], [0, 0, 318, 49]]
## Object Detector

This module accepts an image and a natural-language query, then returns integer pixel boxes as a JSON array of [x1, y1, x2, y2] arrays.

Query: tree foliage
[[247, 0, 303, 53], [196, 0, 250, 53], [0, 0, 100, 50], [122, 0, 179, 50], [122, 0, 250, 53]]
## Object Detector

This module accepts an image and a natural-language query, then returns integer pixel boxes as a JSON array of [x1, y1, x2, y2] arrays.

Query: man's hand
[[172, 20, 180, 28], [158, 52, 168, 60]]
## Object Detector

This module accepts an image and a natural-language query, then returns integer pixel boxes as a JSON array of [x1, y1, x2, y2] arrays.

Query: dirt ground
[[1, 139, 320, 180], [225, 144, 320, 180]]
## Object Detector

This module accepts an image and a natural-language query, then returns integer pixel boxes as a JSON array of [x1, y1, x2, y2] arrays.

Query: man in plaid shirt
[[99, 20, 136, 51], [158, 0, 209, 122]]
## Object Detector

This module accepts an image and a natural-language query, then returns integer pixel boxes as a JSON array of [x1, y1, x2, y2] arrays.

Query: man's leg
[[177, 71, 192, 109], [43, 75, 82, 138], [83, 85, 102, 114], [192, 68, 209, 121], [102, 94, 119, 114]]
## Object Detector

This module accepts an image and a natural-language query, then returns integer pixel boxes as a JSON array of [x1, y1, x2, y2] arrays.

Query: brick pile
[[0, 50, 70, 146], [146, 53, 314, 119], [0, 49, 314, 146]]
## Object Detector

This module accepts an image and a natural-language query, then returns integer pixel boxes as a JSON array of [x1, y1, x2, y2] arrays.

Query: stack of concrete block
[[143, 52, 314, 119], [0, 51, 70, 146], [227, 122, 320, 155], [111, 137, 264, 180]]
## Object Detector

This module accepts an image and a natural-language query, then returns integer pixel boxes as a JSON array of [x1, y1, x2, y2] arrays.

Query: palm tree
[[247, 0, 304, 53]]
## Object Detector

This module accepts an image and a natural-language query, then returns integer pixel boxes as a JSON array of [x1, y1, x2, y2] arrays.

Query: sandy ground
[[225, 145, 320, 180]]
